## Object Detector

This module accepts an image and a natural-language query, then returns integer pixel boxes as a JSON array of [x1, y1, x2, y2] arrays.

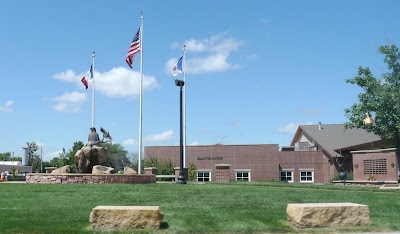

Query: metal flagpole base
[[176, 173, 187, 184]]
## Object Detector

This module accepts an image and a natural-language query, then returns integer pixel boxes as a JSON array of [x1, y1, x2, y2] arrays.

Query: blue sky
[[1, 1, 399, 161]]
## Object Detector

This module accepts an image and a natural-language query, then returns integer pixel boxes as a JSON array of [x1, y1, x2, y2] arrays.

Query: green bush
[[188, 163, 196, 181], [144, 157, 175, 175]]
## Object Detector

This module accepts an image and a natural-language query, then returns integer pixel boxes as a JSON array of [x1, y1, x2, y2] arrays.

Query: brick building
[[144, 123, 399, 183], [351, 148, 398, 181]]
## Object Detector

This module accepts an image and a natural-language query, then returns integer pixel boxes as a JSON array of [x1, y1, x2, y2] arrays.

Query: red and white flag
[[126, 27, 141, 69], [81, 77, 88, 89], [80, 65, 93, 89]]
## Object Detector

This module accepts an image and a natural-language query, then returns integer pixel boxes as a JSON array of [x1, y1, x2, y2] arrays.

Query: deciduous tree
[[345, 44, 400, 166]]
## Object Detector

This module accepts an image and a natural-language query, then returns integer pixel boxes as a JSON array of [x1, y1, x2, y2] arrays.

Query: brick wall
[[279, 151, 330, 183], [352, 148, 398, 181], [145, 144, 280, 182]]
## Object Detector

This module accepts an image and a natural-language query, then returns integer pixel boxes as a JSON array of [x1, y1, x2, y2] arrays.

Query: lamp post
[[175, 79, 187, 184]]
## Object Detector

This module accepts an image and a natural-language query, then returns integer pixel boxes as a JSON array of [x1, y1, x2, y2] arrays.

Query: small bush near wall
[[144, 157, 175, 175], [188, 163, 196, 181]]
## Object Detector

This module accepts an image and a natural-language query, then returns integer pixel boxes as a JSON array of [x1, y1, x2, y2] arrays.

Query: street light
[[175, 79, 187, 184]]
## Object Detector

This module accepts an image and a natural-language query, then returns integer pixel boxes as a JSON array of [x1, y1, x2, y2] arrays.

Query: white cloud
[[189, 54, 238, 74], [185, 39, 207, 52], [144, 130, 174, 142], [278, 122, 313, 134], [0, 100, 14, 112], [123, 139, 137, 146], [53, 103, 80, 112], [44, 150, 63, 161], [189, 141, 200, 145], [53, 91, 86, 102], [53, 69, 77, 82], [122, 130, 175, 146], [166, 32, 243, 75], [52, 91, 87, 112], [96, 67, 159, 98], [53, 66, 159, 98]]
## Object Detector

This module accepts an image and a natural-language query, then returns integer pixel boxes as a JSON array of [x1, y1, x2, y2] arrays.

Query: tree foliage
[[345, 44, 400, 146], [27, 142, 42, 172], [0, 152, 12, 161], [0, 152, 22, 163], [101, 143, 132, 172], [144, 157, 175, 175], [128, 152, 141, 172], [49, 141, 84, 172]]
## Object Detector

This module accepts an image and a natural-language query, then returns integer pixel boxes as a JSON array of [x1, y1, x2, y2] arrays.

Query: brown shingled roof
[[290, 124, 387, 158]]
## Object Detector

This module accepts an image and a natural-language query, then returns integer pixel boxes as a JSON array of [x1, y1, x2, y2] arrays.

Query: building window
[[363, 159, 387, 175], [297, 142, 310, 151], [300, 170, 314, 183], [197, 171, 211, 182], [280, 170, 294, 183], [235, 171, 251, 182]]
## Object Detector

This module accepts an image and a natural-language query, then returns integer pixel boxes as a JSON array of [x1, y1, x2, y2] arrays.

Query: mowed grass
[[0, 182, 400, 234]]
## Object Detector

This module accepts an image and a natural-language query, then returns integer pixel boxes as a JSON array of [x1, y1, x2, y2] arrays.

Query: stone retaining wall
[[25, 173, 156, 184]]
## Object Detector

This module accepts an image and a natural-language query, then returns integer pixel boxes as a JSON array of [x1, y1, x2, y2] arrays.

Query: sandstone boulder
[[90, 206, 163, 229], [124, 167, 137, 174], [92, 165, 114, 174], [75, 146, 109, 173], [287, 203, 370, 228], [51, 165, 71, 174]]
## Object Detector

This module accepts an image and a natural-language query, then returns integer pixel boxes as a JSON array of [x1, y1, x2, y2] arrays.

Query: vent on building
[[363, 159, 387, 175]]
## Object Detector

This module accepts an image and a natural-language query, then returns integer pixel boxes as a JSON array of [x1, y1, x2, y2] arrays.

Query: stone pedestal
[[89, 206, 163, 229], [287, 203, 370, 228], [144, 167, 158, 175]]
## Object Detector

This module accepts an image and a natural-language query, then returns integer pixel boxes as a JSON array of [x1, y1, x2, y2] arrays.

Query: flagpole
[[92, 51, 95, 128], [138, 12, 144, 174], [183, 45, 186, 167]]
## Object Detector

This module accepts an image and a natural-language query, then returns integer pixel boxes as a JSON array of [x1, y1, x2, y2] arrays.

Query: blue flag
[[90, 65, 93, 79], [172, 56, 183, 77]]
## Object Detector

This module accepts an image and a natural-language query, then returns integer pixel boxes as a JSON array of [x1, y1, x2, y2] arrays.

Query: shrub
[[188, 163, 196, 181]]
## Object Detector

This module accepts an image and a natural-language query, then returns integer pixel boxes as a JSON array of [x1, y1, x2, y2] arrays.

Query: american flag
[[126, 27, 141, 69], [81, 77, 88, 89]]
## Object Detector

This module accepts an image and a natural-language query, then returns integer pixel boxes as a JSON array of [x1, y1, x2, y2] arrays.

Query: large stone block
[[287, 203, 370, 228], [89, 206, 163, 230]]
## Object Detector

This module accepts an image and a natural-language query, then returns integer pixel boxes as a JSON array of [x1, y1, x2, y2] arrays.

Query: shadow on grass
[[160, 221, 169, 229]]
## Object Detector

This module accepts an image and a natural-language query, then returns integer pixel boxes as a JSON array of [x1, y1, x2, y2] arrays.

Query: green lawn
[[0, 182, 399, 233]]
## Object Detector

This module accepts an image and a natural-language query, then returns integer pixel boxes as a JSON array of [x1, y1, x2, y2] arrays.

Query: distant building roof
[[290, 124, 388, 158]]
